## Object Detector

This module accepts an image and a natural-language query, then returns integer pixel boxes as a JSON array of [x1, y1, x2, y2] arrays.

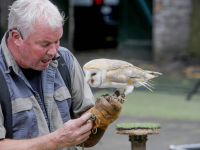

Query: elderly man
[[0, 0, 121, 150]]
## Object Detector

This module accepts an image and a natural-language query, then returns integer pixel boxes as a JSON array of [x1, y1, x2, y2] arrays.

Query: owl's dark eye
[[91, 73, 96, 76]]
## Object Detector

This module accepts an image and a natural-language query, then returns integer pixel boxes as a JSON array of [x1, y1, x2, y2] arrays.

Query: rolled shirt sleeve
[[70, 56, 95, 118], [0, 104, 6, 139]]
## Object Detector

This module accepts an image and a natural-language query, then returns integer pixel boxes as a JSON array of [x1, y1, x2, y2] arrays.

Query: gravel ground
[[77, 115, 200, 150]]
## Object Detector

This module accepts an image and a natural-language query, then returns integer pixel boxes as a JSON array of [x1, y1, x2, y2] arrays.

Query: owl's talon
[[114, 90, 120, 97], [102, 94, 111, 98], [101, 94, 114, 102], [117, 95, 127, 104], [121, 93, 125, 99]]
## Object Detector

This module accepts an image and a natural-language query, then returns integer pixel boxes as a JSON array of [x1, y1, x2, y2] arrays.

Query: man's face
[[17, 24, 63, 70]]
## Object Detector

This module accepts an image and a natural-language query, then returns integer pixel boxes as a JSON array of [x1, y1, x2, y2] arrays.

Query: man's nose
[[47, 43, 58, 56]]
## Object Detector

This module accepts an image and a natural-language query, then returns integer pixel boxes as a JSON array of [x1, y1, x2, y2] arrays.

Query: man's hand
[[89, 95, 122, 131], [0, 113, 93, 150], [53, 113, 93, 149]]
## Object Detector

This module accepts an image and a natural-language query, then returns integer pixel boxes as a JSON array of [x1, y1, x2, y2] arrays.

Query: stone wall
[[153, 0, 192, 62]]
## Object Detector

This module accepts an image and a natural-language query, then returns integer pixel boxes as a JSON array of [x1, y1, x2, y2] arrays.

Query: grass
[[93, 89, 200, 121], [116, 122, 161, 129]]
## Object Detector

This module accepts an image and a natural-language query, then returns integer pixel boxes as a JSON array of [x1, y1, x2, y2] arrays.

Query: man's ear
[[11, 30, 23, 46]]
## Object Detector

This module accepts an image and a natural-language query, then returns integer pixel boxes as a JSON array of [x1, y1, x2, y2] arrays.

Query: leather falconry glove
[[89, 95, 122, 132]]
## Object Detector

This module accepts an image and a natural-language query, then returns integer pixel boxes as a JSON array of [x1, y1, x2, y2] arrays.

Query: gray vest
[[0, 44, 76, 150]]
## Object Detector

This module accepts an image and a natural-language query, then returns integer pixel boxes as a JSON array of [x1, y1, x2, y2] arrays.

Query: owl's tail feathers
[[137, 71, 162, 92], [145, 70, 162, 76], [145, 70, 162, 79]]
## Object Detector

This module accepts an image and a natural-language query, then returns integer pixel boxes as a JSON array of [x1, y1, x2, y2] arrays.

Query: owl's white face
[[83, 68, 102, 87]]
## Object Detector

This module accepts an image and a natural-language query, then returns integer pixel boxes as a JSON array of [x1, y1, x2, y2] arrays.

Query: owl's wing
[[106, 66, 146, 85]]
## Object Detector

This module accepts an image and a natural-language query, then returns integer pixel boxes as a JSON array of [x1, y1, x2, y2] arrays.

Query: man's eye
[[41, 44, 48, 47], [40, 43, 50, 47]]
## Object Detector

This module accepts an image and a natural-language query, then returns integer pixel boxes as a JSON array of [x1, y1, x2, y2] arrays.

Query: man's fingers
[[80, 121, 93, 133], [77, 129, 91, 143], [75, 125, 92, 145], [76, 113, 92, 127], [76, 133, 91, 146], [73, 120, 92, 138]]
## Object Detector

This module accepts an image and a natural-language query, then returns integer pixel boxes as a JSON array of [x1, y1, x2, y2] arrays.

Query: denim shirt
[[0, 33, 94, 150]]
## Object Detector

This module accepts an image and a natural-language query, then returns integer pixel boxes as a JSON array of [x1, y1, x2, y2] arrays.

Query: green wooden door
[[118, 0, 153, 57]]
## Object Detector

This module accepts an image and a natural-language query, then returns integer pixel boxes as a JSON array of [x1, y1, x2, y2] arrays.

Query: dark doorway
[[73, 0, 120, 50]]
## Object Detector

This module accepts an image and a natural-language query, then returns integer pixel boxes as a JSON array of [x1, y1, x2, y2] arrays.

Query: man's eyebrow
[[37, 40, 59, 43]]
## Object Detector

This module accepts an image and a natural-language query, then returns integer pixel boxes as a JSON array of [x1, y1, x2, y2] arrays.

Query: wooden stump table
[[116, 123, 161, 150]]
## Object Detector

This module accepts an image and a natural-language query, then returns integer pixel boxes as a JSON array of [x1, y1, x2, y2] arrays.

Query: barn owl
[[83, 59, 162, 103]]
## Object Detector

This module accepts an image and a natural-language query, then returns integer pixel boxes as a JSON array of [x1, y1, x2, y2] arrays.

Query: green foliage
[[116, 122, 161, 129]]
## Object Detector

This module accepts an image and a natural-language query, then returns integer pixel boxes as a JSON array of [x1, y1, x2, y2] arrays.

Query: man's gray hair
[[8, 0, 65, 40]]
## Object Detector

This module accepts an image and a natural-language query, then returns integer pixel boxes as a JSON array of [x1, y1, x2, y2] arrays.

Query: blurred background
[[0, 0, 200, 149]]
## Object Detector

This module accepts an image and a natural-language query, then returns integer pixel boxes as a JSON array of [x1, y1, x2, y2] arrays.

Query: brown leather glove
[[89, 95, 122, 131]]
